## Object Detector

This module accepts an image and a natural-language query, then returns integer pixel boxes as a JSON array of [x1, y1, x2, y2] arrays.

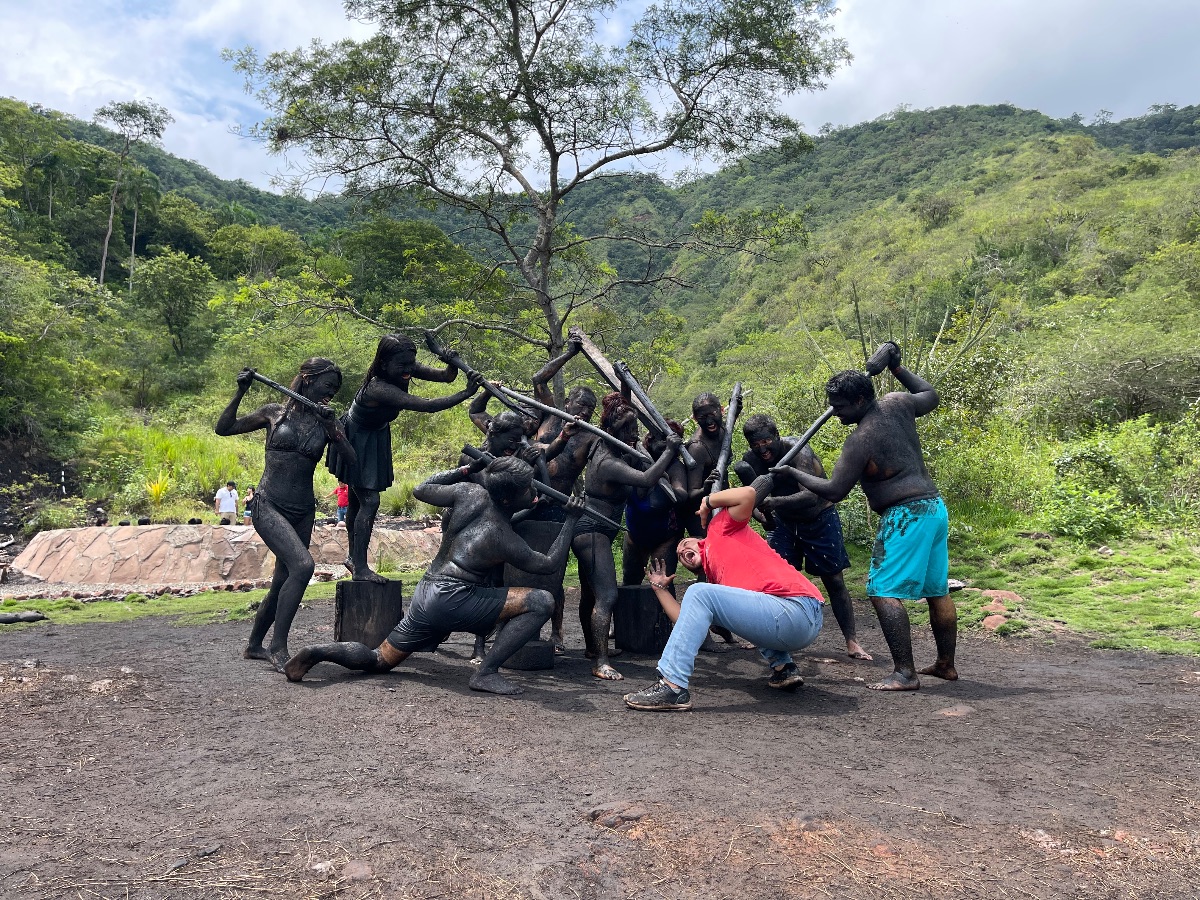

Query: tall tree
[[93, 100, 173, 287], [131, 250, 215, 357], [123, 166, 161, 293], [232, 0, 848, 368]]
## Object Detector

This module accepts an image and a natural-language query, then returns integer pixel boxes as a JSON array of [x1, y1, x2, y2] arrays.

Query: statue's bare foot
[[711, 625, 737, 644], [469, 672, 523, 695], [919, 662, 958, 681], [243, 645, 270, 661], [592, 663, 623, 681], [352, 567, 388, 584], [269, 645, 291, 672], [868, 672, 920, 691], [283, 650, 317, 682], [847, 641, 873, 661]]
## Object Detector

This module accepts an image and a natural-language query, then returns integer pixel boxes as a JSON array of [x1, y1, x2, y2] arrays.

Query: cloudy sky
[[2, 0, 1197, 192]]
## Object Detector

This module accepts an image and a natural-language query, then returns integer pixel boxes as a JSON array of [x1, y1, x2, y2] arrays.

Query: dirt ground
[[2, 590, 1197, 900]]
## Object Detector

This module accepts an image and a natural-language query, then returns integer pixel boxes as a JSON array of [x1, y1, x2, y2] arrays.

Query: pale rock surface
[[13, 524, 441, 585]]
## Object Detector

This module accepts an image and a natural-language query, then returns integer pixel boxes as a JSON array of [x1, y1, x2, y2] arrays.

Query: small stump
[[501, 637, 555, 671], [614, 584, 673, 656], [334, 579, 404, 648]]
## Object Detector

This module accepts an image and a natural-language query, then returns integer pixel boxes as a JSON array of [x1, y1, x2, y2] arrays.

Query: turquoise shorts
[[867, 497, 949, 600]]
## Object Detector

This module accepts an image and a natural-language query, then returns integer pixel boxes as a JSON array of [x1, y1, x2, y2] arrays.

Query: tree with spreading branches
[[230, 0, 849, 383], [93, 100, 172, 287]]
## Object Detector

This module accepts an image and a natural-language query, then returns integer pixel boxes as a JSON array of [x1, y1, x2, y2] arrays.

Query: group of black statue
[[217, 331, 958, 700]]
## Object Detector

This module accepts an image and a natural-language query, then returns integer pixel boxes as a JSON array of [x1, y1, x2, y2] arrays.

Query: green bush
[[1041, 481, 1133, 541], [381, 477, 438, 518], [23, 497, 87, 535]]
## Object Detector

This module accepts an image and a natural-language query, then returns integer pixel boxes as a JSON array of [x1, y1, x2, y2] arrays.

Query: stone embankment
[[4, 523, 441, 602]]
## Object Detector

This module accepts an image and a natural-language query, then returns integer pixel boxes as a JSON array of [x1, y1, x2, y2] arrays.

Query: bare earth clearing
[[2, 591, 1197, 899]]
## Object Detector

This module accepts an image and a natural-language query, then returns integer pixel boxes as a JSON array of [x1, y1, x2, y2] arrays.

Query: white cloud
[[0, 0, 1196, 191]]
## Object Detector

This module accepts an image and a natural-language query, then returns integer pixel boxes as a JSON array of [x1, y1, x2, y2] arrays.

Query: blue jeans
[[657, 583, 824, 689]]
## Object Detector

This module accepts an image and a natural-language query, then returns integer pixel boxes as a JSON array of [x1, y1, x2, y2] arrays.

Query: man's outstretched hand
[[645, 557, 676, 591]]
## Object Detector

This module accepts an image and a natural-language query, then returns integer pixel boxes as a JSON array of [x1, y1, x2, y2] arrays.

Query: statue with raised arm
[[327, 334, 482, 584], [215, 359, 356, 670], [770, 343, 956, 691], [284, 456, 585, 694], [575, 391, 680, 680]]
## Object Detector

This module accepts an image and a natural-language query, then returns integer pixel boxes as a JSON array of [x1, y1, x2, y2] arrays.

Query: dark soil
[[2, 592, 1197, 899]]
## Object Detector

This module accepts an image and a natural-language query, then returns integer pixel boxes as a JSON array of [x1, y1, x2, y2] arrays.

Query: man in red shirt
[[623, 482, 826, 711]]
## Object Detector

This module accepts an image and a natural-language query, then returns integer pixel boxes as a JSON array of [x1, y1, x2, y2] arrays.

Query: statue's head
[[484, 456, 534, 510], [291, 357, 343, 403], [601, 391, 638, 445], [487, 410, 526, 456], [565, 386, 597, 421], [742, 413, 784, 464], [692, 392, 722, 434], [645, 418, 683, 457], [366, 333, 419, 388], [826, 371, 875, 425]]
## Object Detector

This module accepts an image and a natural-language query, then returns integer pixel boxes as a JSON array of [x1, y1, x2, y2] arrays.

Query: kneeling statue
[[284, 456, 583, 695]]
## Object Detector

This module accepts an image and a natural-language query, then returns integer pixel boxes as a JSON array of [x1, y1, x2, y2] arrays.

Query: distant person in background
[[242, 485, 257, 527], [325, 481, 350, 525], [215, 480, 239, 525]]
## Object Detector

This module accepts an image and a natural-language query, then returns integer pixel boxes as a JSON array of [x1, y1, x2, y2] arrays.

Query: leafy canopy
[[231, 0, 849, 364]]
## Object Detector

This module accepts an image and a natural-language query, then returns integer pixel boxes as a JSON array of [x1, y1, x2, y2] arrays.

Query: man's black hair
[[490, 410, 526, 435], [567, 386, 597, 407], [741, 412, 778, 440], [485, 456, 533, 506], [692, 392, 721, 415], [826, 371, 875, 405]]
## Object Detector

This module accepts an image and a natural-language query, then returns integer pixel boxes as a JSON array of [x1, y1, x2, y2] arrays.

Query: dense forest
[[2, 96, 1199, 558]]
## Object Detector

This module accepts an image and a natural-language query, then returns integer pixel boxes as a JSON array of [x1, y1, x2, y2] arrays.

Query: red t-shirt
[[700, 510, 824, 600], [334, 484, 349, 507]]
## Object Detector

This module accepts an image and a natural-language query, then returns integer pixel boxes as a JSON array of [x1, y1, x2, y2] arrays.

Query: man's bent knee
[[526, 588, 554, 618], [377, 641, 405, 667]]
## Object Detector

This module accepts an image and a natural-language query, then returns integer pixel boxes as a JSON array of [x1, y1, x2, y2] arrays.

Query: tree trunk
[[99, 176, 120, 286], [128, 204, 138, 294]]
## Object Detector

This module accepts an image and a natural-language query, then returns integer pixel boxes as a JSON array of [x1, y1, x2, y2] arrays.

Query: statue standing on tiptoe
[[327, 334, 481, 583]]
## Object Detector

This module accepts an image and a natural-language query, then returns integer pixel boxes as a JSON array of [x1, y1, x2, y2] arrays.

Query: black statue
[[574, 392, 679, 680], [327, 334, 482, 584], [771, 343, 956, 691], [283, 457, 584, 695], [215, 359, 356, 670]]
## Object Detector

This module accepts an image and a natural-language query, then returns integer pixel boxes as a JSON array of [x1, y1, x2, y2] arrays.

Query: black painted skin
[[215, 365, 356, 671], [466, 337, 585, 443], [735, 416, 866, 659], [682, 395, 724, 538], [283, 463, 585, 695], [345, 341, 482, 584], [576, 405, 680, 681], [772, 346, 957, 691]]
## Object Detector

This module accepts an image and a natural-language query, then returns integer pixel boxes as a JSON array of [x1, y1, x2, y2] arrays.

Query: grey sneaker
[[624, 678, 692, 711], [768, 663, 804, 691]]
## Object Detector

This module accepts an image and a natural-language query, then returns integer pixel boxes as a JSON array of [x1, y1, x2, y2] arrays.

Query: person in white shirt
[[214, 481, 239, 524]]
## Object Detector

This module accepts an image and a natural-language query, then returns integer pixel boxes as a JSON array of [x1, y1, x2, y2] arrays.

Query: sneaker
[[768, 663, 804, 691], [624, 678, 692, 711]]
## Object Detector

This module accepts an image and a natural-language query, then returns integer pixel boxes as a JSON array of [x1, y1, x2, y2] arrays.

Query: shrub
[[1041, 481, 1133, 541], [23, 498, 87, 535]]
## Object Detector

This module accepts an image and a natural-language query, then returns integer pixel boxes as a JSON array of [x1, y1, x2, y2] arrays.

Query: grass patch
[[1, 582, 339, 629], [838, 508, 1200, 655], [945, 511, 1200, 654]]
